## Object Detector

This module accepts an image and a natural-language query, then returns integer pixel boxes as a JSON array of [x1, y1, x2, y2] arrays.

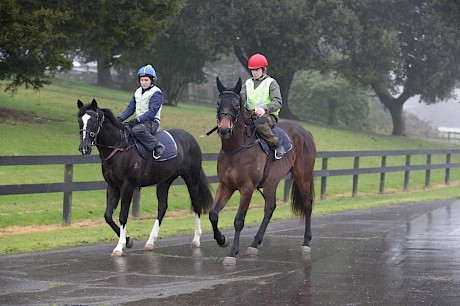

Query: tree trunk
[[371, 84, 406, 136], [276, 73, 297, 120], [96, 55, 114, 88], [386, 101, 405, 136], [328, 100, 338, 125]]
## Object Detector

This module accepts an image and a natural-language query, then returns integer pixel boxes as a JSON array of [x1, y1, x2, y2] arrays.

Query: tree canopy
[[2, 0, 459, 138], [290, 70, 372, 131], [0, 0, 72, 93], [120, 0, 217, 105], [328, 0, 460, 135], [194, 0, 331, 118], [64, 0, 185, 87]]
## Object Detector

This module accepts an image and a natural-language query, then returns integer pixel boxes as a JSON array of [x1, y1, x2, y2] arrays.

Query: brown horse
[[209, 77, 316, 265]]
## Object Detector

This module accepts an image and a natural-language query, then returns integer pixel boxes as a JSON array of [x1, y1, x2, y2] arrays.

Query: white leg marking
[[112, 224, 127, 256], [145, 219, 160, 250], [192, 214, 202, 248]]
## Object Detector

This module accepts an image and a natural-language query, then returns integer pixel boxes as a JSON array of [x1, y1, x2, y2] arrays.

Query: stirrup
[[274, 145, 285, 160], [153, 143, 165, 159]]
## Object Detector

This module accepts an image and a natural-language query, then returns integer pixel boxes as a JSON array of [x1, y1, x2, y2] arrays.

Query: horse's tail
[[197, 167, 213, 214], [291, 174, 315, 219]]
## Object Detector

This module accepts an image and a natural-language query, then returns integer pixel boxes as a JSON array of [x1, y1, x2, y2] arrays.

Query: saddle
[[256, 126, 292, 156], [133, 129, 178, 161]]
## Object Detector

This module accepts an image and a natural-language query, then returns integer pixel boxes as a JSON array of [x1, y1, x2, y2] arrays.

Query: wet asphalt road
[[1, 199, 460, 305]]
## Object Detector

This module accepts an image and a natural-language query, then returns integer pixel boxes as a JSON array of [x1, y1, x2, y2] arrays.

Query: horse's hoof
[[144, 243, 154, 251], [218, 236, 230, 248], [191, 240, 201, 248], [223, 256, 237, 266], [301, 245, 311, 254], [111, 250, 123, 257], [126, 238, 134, 249], [246, 247, 258, 256]]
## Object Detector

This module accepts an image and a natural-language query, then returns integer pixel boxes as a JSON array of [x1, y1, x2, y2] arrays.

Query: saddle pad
[[258, 126, 292, 156], [136, 130, 178, 161]]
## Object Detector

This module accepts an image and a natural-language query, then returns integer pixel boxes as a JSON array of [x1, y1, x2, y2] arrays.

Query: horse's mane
[[102, 108, 124, 129], [77, 101, 123, 130]]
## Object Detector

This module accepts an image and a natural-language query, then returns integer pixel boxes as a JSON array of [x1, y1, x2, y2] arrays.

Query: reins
[[81, 109, 135, 161], [97, 129, 135, 161]]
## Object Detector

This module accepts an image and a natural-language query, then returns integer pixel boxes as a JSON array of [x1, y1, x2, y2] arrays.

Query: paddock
[[1, 199, 459, 305]]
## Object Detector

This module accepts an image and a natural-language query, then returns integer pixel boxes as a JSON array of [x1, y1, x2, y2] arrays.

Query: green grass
[[1, 79, 460, 255]]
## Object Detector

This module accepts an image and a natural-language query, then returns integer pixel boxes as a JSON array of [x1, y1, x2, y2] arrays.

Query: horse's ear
[[216, 77, 225, 94], [77, 100, 83, 109], [235, 78, 242, 94], [91, 99, 98, 110]]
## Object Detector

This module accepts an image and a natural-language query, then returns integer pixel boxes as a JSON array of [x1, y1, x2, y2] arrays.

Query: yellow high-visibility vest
[[245, 77, 279, 116]]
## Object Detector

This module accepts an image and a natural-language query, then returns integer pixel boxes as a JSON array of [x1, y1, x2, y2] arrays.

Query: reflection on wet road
[[1, 200, 459, 305]]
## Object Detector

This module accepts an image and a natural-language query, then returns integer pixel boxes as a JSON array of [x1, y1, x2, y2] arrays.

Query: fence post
[[352, 156, 360, 197], [132, 188, 140, 218], [63, 164, 73, 226], [283, 175, 291, 202], [320, 157, 328, 200], [379, 155, 387, 194], [425, 154, 432, 189], [404, 155, 411, 191], [445, 153, 451, 185]]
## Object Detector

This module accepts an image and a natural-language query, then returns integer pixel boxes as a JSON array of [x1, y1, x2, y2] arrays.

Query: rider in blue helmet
[[118, 64, 165, 159]]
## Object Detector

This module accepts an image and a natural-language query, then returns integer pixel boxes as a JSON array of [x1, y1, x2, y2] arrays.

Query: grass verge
[[1, 183, 459, 255]]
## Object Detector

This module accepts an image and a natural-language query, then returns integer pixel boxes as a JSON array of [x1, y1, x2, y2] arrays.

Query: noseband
[[80, 109, 104, 147]]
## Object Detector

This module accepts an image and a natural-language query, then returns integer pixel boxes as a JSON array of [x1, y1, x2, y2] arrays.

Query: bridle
[[216, 90, 242, 137], [79, 108, 133, 160], [216, 90, 258, 154], [80, 109, 104, 147]]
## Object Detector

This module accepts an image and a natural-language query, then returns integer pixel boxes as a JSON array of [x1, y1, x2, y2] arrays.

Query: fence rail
[[2, 149, 460, 225]]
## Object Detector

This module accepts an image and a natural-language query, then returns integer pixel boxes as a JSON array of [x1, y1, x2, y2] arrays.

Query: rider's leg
[[254, 115, 285, 159], [131, 122, 164, 158]]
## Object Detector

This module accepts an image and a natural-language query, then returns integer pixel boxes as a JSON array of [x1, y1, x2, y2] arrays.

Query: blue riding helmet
[[137, 64, 157, 80]]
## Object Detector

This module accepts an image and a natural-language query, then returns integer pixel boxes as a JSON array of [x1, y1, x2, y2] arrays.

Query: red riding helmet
[[248, 53, 268, 69]]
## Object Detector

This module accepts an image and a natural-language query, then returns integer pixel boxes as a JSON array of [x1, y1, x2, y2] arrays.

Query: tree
[[196, 0, 341, 119], [290, 70, 372, 131], [330, 0, 460, 136], [152, 34, 211, 105], [65, 1, 185, 88], [119, 0, 217, 105], [0, 0, 72, 93]]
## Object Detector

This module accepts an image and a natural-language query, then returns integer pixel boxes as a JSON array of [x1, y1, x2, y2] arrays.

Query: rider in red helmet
[[241, 53, 285, 159], [118, 64, 165, 159]]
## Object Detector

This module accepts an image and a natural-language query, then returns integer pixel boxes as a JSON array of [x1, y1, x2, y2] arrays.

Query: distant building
[[438, 126, 460, 142]]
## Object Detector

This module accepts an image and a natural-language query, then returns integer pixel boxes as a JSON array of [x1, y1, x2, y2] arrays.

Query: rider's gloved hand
[[128, 118, 139, 128]]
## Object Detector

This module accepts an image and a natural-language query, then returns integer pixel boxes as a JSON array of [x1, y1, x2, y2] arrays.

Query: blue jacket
[[119, 85, 163, 122]]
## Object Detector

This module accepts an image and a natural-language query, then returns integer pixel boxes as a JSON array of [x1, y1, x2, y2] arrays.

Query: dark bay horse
[[209, 78, 316, 265], [77, 99, 212, 256]]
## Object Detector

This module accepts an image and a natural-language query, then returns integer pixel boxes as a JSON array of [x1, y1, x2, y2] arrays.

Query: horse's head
[[216, 77, 242, 139], [77, 99, 104, 155]]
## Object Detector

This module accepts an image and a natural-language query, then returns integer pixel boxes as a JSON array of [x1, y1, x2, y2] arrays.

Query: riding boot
[[273, 142, 286, 160], [150, 135, 164, 159], [153, 142, 165, 159]]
